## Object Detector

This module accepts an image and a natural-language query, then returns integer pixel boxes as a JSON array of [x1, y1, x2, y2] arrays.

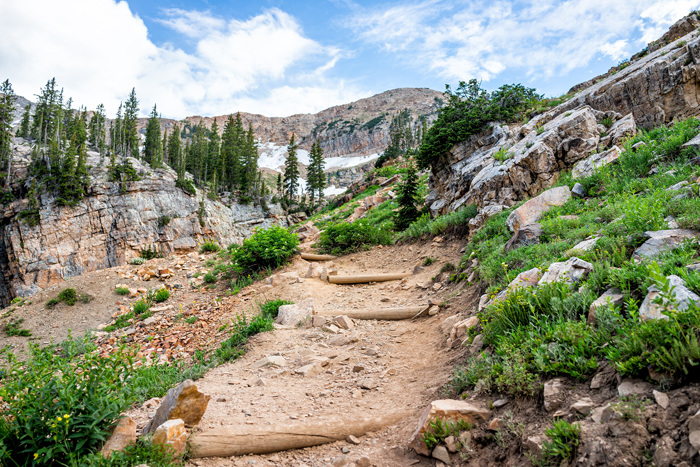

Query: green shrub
[[104, 313, 133, 332], [46, 298, 60, 308], [259, 299, 293, 320], [398, 204, 477, 240], [230, 226, 299, 274], [200, 241, 221, 253], [418, 80, 540, 169], [81, 438, 179, 467], [175, 177, 196, 195], [0, 340, 134, 465], [115, 286, 129, 296], [157, 215, 170, 228], [154, 288, 170, 303], [4, 318, 31, 337], [185, 316, 197, 324], [537, 420, 581, 466], [493, 146, 512, 162], [129, 257, 146, 265], [58, 288, 78, 306], [316, 219, 391, 255], [140, 246, 161, 260], [422, 418, 471, 451], [133, 300, 150, 315], [204, 272, 217, 284], [423, 257, 436, 266]]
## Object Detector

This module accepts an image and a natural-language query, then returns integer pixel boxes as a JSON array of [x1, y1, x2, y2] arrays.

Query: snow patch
[[257, 142, 378, 173]]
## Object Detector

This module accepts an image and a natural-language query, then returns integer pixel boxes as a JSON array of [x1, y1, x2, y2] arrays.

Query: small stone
[[251, 356, 286, 369], [347, 435, 361, 445], [444, 435, 459, 453], [653, 390, 669, 409], [152, 419, 186, 456], [311, 315, 327, 327], [341, 447, 350, 454], [334, 315, 355, 330], [352, 365, 365, 373], [572, 182, 586, 198], [617, 379, 654, 397], [690, 431, 700, 451], [358, 378, 377, 390], [428, 305, 440, 316], [255, 377, 266, 387], [355, 456, 371, 467], [458, 431, 472, 451], [543, 379, 565, 412], [432, 445, 451, 464], [488, 418, 504, 431], [492, 399, 509, 408], [432, 283, 443, 291], [143, 380, 210, 434], [570, 398, 594, 415]]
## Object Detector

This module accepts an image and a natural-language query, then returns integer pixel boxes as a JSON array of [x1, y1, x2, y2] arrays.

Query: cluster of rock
[[101, 379, 210, 459], [427, 14, 700, 231], [0, 148, 286, 306]]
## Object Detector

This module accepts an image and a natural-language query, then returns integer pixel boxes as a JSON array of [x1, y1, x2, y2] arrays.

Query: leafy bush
[[316, 219, 391, 255], [4, 318, 31, 337], [132, 300, 150, 315], [204, 272, 217, 284], [175, 177, 196, 195], [0, 341, 134, 465], [154, 288, 170, 303], [537, 420, 581, 466], [398, 204, 477, 240], [200, 241, 221, 253], [129, 257, 146, 265], [230, 226, 299, 274], [259, 299, 293, 320], [81, 439, 179, 467], [115, 286, 130, 296], [140, 246, 161, 260], [422, 418, 471, 451], [58, 288, 78, 306], [157, 215, 170, 228], [418, 80, 540, 169]]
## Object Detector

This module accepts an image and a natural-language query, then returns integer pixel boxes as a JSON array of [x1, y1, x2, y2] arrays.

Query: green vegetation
[[115, 286, 130, 296], [132, 299, 150, 316], [422, 418, 472, 451], [418, 80, 540, 169], [46, 287, 82, 308], [493, 146, 513, 162], [229, 226, 299, 275], [129, 257, 146, 265], [0, 298, 291, 464], [398, 204, 477, 241], [283, 134, 300, 202], [200, 240, 221, 253], [81, 439, 179, 467], [306, 141, 326, 205], [536, 420, 581, 466], [154, 288, 170, 303], [449, 118, 700, 399], [394, 160, 421, 230], [4, 318, 31, 337], [316, 219, 392, 255]]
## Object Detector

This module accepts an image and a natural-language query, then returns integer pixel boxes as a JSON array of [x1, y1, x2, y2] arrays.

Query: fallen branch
[[328, 273, 411, 284], [301, 253, 337, 261], [317, 306, 428, 321], [188, 412, 408, 458]]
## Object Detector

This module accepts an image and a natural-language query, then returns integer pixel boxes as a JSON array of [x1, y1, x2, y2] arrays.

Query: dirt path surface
[[0, 238, 478, 466]]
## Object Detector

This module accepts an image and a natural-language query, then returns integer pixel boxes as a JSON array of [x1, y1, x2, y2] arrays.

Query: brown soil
[[0, 238, 481, 467]]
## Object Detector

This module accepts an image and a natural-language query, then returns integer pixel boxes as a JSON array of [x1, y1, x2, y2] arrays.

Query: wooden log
[[188, 413, 407, 458], [328, 273, 411, 284], [301, 253, 337, 261], [316, 306, 427, 321]]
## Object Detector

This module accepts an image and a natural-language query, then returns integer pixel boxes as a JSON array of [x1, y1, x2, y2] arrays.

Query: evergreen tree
[[283, 133, 300, 202], [207, 120, 220, 190], [306, 141, 325, 204], [393, 159, 420, 231], [143, 104, 162, 166], [167, 124, 182, 174], [122, 88, 139, 159], [0, 79, 16, 177], [31, 78, 60, 144], [18, 104, 31, 139], [88, 103, 106, 154], [110, 103, 123, 155]]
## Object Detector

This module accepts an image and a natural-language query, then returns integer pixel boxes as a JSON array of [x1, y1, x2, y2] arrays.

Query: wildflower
[[34, 454, 38, 460], [56, 416, 62, 422]]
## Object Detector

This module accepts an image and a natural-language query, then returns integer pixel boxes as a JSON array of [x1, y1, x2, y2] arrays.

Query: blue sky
[[1, 0, 698, 118]]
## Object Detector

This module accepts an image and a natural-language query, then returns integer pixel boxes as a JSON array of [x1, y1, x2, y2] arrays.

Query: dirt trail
[[0, 238, 477, 466]]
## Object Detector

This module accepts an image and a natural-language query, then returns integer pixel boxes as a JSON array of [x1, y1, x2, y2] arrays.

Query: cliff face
[[0, 147, 287, 305], [427, 15, 700, 220]]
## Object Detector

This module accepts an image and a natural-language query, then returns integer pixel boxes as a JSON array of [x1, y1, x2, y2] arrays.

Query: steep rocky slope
[[0, 145, 288, 306], [427, 13, 700, 220]]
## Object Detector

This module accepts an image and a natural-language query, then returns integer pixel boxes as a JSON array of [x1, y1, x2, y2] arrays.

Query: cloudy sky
[[1, 0, 698, 119]]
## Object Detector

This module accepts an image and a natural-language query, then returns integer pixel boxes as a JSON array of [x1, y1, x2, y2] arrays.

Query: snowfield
[[257, 142, 378, 173]]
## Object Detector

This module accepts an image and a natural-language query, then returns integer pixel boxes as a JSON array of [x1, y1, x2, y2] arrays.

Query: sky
[[1, 0, 698, 119]]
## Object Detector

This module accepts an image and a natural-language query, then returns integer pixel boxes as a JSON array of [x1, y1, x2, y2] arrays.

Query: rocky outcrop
[[0, 151, 286, 305], [427, 14, 700, 220]]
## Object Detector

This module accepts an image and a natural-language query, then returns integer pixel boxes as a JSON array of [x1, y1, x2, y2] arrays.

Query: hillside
[[2, 10, 700, 467]]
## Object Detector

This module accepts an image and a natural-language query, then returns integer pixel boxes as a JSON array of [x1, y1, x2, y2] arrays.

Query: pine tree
[[283, 133, 300, 202], [31, 78, 60, 144], [18, 104, 31, 139], [394, 159, 420, 231], [143, 104, 162, 167], [88, 103, 106, 154], [0, 79, 16, 177], [207, 120, 220, 189], [306, 141, 325, 204], [167, 124, 182, 174], [122, 88, 139, 159]]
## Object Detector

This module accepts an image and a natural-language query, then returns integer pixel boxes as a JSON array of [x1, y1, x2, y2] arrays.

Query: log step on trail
[[317, 306, 429, 321], [328, 273, 411, 284], [301, 253, 337, 261], [188, 412, 408, 458]]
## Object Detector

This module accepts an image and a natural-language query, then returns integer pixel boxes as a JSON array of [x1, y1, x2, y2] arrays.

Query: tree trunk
[[328, 273, 411, 284], [316, 306, 427, 321]]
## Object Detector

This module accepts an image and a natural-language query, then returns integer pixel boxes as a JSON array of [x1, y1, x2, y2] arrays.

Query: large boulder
[[100, 416, 136, 458], [538, 257, 593, 286], [571, 146, 622, 179], [506, 186, 572, 233], [275, 298, 314, 326], [143, 379, 210, 434], [409, 400, 491, 456], [505, 223, 543, 251], [632, 230, 699, 260], [638, 275, 699, 321], [588, 288, 625, 324]]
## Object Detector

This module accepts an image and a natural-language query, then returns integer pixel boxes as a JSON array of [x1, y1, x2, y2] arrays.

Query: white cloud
[[0, 1, 365, 118], [350, 0, 700, 84]]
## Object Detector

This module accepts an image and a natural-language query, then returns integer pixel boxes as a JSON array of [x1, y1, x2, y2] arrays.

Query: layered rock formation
[[427, 14, 700, 219], [0, 148, 287, 305]]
